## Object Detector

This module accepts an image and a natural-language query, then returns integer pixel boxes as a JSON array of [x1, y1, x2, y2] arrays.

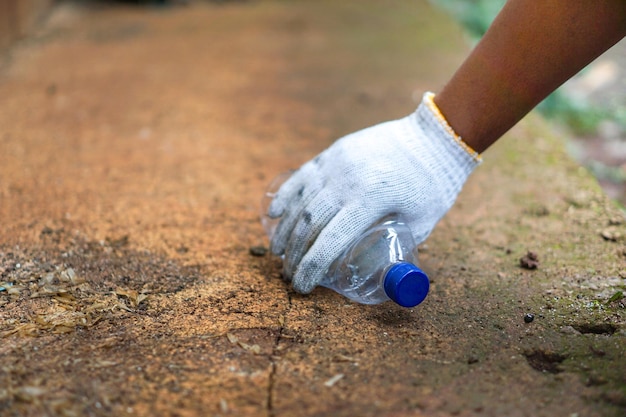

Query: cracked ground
[[1, 1, 625, 416]]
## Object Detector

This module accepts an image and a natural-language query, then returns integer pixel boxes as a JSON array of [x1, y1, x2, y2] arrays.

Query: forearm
[[434, 0, 626, 153]]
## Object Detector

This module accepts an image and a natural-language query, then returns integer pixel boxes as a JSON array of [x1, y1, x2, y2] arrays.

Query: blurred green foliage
[[431, 0, 505, 39]]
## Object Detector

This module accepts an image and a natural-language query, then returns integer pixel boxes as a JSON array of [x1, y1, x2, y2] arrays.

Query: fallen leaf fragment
[[15, 386, 47, 402], [324, 374, 344, 387], [333, 354, 357, 363], [226, 332, 262, 354], [226, 332, 238, 344]]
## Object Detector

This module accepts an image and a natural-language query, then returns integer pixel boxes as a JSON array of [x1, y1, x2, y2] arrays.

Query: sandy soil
[[0, 1, 624, 416]]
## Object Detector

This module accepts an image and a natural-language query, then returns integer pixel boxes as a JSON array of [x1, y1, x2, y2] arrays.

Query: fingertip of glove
[[292, 264, 323, 295], [267, 198, 285, 219], [292, 279, 316, 295]]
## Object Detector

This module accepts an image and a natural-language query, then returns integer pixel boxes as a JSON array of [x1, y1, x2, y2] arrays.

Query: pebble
[[600, 229, 621, 242], [523, 313, 535, 323], [249, 246, 268, 257], [559, 325, 581, 335]]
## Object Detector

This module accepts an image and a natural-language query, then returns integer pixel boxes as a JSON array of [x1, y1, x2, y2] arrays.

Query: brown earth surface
[[0, 1, 625, 416]]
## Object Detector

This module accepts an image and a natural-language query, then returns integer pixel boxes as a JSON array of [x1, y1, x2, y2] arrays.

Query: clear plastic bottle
[[261, 173, 429, 308]]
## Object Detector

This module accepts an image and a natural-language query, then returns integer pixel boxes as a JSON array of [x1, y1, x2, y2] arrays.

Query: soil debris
[[467, 355, 479, 364], [249, 246, 268, 257], [571, 322, 617, 335], [523, 350, 567, 374], [519, 251, 540, 269], [601, 228, 622, 242], [105, 235, 130, 249], [0, 238, 201, 338]]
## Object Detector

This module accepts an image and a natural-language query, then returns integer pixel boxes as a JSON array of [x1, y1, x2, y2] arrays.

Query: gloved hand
[[267, 92, 481, 294]]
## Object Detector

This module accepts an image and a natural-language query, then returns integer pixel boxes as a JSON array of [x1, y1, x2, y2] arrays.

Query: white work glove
[[267, 92, 481, 294]]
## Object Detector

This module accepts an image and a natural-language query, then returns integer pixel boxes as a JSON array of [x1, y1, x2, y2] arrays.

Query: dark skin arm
[[435, 0, 626, 154]]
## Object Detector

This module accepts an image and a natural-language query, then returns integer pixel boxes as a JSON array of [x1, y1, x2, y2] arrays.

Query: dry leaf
[[225, 332, 261, 354], [115, 287, 139, 307], [115, 302, 133, 312], [15, 386, 47, 402], [226, 332, 238, 344], [324, 374, 344, 387], [137, 293, 148, 305], [333, 354, 357, 362], [7, 285, 24, 295], [239, 342, 262, 354], [92, 360, 117, 368], [52, 325, 75, 334]]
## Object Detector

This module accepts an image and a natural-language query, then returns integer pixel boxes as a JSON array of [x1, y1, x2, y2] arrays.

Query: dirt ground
[[0, 1, 624, 416]]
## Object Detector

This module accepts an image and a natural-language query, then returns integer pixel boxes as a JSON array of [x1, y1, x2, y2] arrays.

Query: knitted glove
[[267, 92, 481, 294]]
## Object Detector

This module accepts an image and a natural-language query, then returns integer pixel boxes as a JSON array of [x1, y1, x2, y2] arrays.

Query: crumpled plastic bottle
[[261, 172, 429, 308]]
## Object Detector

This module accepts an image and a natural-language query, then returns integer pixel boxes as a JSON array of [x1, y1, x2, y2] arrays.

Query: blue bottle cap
[[383, 262, 429, 308]]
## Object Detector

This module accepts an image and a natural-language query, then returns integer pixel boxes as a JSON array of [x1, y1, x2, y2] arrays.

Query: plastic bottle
[[261, 173, 429, 308]]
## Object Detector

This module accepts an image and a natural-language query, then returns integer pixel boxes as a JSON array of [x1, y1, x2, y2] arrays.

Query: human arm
[[436, 0, 626, 153]]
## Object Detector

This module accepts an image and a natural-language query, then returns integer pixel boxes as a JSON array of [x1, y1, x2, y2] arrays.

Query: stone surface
[[0, 1, 624, 416]]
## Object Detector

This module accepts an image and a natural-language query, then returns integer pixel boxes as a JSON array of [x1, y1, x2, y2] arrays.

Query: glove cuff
[[413, 91, 482, 175], [421, 92, 482, 164], [409, 92, 483, 209]]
